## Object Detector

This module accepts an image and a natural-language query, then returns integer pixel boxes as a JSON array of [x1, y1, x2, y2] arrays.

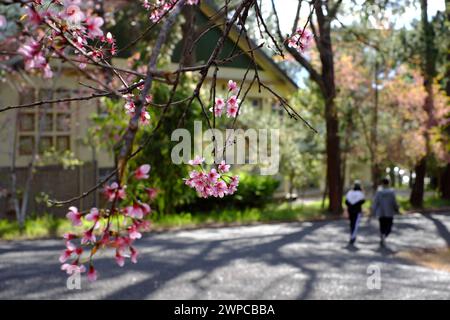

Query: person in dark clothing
[[372, 178, 399, 246], [345, 181, 365, 245]]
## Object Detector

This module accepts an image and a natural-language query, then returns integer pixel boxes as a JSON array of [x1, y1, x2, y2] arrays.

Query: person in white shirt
[[345, 181, 365, 245]]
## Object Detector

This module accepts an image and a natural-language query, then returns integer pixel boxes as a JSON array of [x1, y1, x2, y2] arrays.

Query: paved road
[[1, 212, 450, 299]]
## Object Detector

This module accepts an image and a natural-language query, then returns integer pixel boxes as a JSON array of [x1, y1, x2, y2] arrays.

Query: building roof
[[199, 3, 298, 91], [172, 1, 298, 92]]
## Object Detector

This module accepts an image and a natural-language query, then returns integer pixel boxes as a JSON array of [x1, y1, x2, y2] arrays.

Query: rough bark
[[410, 157, 426, 207], [440, 164, 450, 199], [371, 60, 380, 191], [438, 0, 450, 200], [316, 1, 343, 215], [410, 0, 436, 207]]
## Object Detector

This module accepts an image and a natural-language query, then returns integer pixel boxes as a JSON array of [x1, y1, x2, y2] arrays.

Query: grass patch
[[397, 195, 450, 212], [0, 214, 73, 240], [152, 200, 327, 229]]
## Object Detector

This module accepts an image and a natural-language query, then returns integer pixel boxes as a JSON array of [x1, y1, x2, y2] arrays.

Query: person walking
[[372, 178, 399, 246], [345, 181, 365, 245]]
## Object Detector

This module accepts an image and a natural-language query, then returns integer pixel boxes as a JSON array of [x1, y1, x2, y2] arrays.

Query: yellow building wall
[[0, 62, 296, 171], [0, 69, 115, 169]]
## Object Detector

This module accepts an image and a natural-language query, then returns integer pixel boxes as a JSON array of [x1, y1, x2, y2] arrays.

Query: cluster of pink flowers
[[123, 90, 153, 125], [184, 156, 239, 198], [210, 80, 240, 118], [60, 164, 156, 282], [18, 38, 53, 78], [17, 0, 115, 78], [142, 0, 199, 23], [287, 28, 313, 54], [0, 15, 6, 29]]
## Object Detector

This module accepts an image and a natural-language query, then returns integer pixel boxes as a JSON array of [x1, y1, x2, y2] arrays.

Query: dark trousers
[[379, 217, 393, 237], [349, 212, 361, 240]]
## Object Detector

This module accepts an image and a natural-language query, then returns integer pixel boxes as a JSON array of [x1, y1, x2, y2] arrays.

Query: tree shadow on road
[[421, 213, 450, 247], [2, 215, 450, 299]]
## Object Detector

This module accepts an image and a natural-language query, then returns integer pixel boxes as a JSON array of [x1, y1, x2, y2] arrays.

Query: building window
[[251, 98, 263, 109], [18, 89, 72, 156], [271, 99, 284, 116]]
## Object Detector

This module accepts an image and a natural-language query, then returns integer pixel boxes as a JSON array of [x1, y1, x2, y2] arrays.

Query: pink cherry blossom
[[65, 240, 76, 251], [104, 182, 126, 202], [184, 163, 239, 198], [0, 15, 6, 29], [135, 164, 151, 180], [145, 95, 153, 104], [228, 175, 240, 194], [213, 180, 228, 198], [100, 232, 110, 246], [63, 233, 76, 241], [18, 38, 53, 78], [141, 203, 152, 216], [207, 168, 220, 183], [145, 187, 158, 200], [66, 206, 82, 226], [140, 109, 151, 125], [124, 203, 144, 219], [188, 155, 205, 165], [136, 220, 151, 232], [85, 207, 100, 222], [210, 97, 225, 116], [81, 229, 96, 244], [227, 95, 239, 106], [61, 263, 86, 275], [62, 4, 85, 25], [123, 94, 136, 114], [227, 80, 238, 93], [218, 160, 230, 173], [115, 250, 125, 267], [128, 224, 142, 240], [226, 102, 239, 118], [85, 16, 104, 39], [287, 29, 313, 54], [26, 7, 43, 27], [87, 265, 98, 282], [130, 247, 138, 264], [105, 32, 114, 44], [59, 249, 72, 263]]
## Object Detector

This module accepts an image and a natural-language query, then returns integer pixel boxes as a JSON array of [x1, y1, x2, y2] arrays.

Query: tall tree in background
[[438, 0, 450, 200], [271, 0, 344, 214], [410, 0, 438, 207]]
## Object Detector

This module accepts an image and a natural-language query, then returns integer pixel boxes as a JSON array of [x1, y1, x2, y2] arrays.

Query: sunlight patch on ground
[[397, 247, 450, 273]]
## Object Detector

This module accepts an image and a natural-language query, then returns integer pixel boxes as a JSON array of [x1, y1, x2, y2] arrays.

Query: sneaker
[[380, 234, 386, 247], [349, 238, 356, 245]]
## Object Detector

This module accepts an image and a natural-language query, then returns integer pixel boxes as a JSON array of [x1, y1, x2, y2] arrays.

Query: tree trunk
[[371, 59, 380, 191], [440, 163, 450, 199], [317, 2, 342, 215], [438, 0, 450, 200], [10, 110, 20, 223], [322, 49, 342, 214], [410, 156, 427, 208], [410, 0, 436, 207], [325, 104, 342, 214]]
